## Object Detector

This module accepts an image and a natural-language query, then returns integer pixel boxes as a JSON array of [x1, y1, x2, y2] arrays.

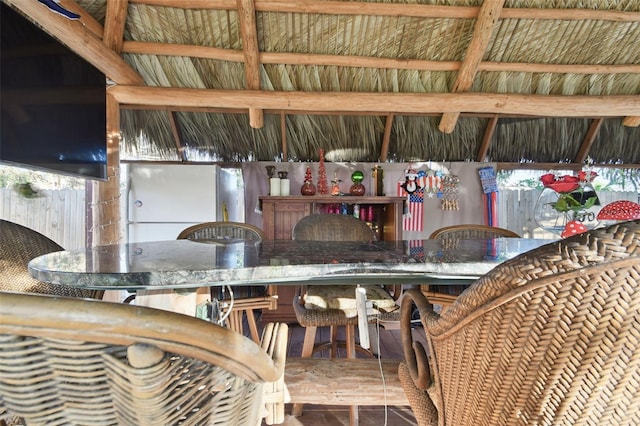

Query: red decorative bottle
[[300, 167, 316, 196]]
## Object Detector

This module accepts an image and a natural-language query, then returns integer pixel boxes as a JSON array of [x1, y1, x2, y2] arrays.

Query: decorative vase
[[534, 186, 599, 235], [349, 170, 365, 196], [265, 166, 275, 178], [301, 166, 316, 196], [349, 184, 365, 196], [300, 181, 316, 196]]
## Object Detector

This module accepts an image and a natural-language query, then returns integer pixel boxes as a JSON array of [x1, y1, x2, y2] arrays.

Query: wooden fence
[[0, 188, 86, 249], [498, 188, 639, 238]]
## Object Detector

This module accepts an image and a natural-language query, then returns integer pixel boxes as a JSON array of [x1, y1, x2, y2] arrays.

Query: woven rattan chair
[[0, 291, 289, 426], [422, 224, 520, 312], [399, 220, 640, 426], [428, 224, 520, 240], [177, 221, 277, 343], [291, 214, 400, 423], [0, 219, 103, 299]]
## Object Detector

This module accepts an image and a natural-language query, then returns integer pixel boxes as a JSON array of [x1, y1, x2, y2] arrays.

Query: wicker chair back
[[400, 220, 640, 426], [429, 223, 520, 239], [177, 221, 264, 241], [292, 214, 375, 241], [0, 220, 102, 299], [0, 292, 288, 426]]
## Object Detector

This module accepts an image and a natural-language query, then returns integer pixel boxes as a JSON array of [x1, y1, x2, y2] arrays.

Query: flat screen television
[[0, 3, 107, 180]]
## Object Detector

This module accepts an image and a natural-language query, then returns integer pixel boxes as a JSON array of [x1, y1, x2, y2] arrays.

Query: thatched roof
[[5, 0, 640, 166]]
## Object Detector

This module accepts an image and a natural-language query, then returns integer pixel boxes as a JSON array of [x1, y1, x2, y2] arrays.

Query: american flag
[[398, 181, 424, 232], [408, 239, 424, 259]]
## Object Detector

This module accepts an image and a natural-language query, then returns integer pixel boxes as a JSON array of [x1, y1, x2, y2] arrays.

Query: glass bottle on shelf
[[300, 167, 316, 196]]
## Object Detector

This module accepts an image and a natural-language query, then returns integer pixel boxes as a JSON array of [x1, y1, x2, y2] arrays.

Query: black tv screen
[[0, 3, 107, 180]]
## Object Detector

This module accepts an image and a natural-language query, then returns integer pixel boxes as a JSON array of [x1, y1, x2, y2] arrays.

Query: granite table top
[[28, 238, 553, 291]]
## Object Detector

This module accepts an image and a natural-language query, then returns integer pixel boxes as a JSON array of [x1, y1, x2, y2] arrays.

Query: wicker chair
[[399, 220, 640, 426], [428, 224, 520, 239], [177, 221, 277, 343], [422, 224, 520, 312], [291, 214, 400, 423], [0, 219, 102, 299], [0, 291, 289, 426]]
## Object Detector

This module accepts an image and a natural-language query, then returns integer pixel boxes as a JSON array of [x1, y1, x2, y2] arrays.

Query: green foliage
[[553, 192, 598, 214]]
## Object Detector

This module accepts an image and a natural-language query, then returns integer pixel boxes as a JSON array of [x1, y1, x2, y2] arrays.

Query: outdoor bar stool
[[177, 221, 277, 343], [290, 214, 400, 425]]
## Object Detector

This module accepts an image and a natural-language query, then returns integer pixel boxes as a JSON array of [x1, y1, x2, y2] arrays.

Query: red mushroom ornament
[[596, 200, 640, 223], [561, 220, 588, 238]]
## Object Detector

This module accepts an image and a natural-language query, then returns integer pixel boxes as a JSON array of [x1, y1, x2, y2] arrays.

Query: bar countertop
[[29, 238, 553, 291]]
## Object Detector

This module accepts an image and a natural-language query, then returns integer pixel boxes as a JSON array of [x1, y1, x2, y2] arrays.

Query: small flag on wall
[[478, 166, 498, 227], [397, 168, 425, 232]]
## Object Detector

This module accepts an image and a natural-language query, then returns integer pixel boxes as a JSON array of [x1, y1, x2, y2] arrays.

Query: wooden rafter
[[3, 0, 143, 85], [477, 115, 499, 162], [574, 118, 604, 163], [439, 0, 505, 134], [23, 0, 640, 127], [623, 116, 640, 127], [109, 86, 640, 118], [129, 0, 640, 22], [280, 112, 287, 160], [103, 0, 128, 53], [168, 112, 188, 161], [121, 41, 640, 75], [380, 114, 394, 162], [237, 0, 264, 128], [57, 0, 103, 37]]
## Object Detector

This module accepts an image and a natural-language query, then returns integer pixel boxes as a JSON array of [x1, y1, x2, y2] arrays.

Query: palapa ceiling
[[4, 0, 640, 167]]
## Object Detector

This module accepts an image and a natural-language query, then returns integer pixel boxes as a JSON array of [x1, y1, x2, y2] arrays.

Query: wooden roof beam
[[103, 0, 128, 54], [109, 86, 640, 117], [574, 118, 604, 163], [237, 0, 264, 129], [4, 0, 143, 85], [380, 114, 394, 162], [57, 0, 103, 37], [477, 115, 499, 162], [129, 0, 640, 22], [439, 0, 505, 134], [280, 112, 288, 161], [623, 116, 640, 127], [121, 41, 640, 75], [168, 112, 188, 161]]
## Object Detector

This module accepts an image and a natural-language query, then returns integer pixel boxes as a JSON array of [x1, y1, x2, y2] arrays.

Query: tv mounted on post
[[0, 3, 107, 181]]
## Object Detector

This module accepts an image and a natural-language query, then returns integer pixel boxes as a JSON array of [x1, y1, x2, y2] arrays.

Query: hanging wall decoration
[[397, 166, 425, 232], [424, 169, 443, 198], [441, 174, 460, 211], [478, 166, 498, 225]]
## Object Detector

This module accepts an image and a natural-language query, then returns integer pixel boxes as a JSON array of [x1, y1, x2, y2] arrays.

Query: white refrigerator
[[126, 163, 245, 243]]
